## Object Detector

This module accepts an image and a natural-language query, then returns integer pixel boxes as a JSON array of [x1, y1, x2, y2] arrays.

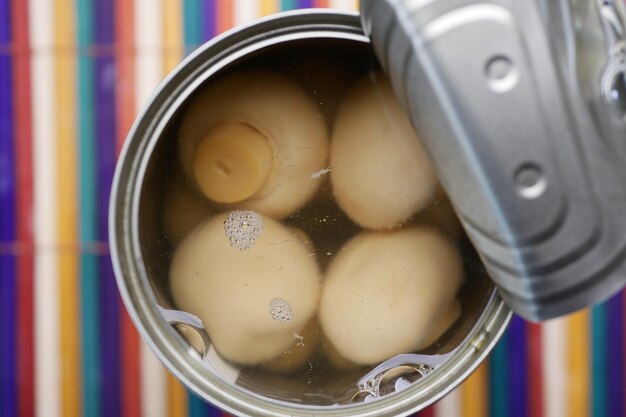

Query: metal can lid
[[361, 0, 626, 321]]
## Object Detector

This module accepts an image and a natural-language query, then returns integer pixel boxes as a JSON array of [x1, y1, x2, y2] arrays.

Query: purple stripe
[[94, 0, 120, 416], [607, 292, 624, 417], [297, 0, 314, 8], [0, 1, 17, 414], [202, 0, 216, 41], [508, 316, 528, 417]]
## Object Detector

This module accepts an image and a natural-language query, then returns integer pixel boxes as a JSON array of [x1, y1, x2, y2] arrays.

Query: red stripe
[[115, 0, 135, 155], [527, 323, 544, 417], [216, 1, 233, 34], [312, 0, 330, 6], [12, 1, 35, 416], [418, 405, 435, 417], [114, 2, 141, 417]]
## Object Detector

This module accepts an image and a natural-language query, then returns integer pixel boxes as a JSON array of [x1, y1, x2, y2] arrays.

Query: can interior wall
[[110, 9, 511, 417]]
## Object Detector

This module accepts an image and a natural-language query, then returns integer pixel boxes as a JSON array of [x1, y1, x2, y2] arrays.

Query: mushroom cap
[[319, 226, 463, 365], [178, 70, 329, 218], [330, 71, 437, 230], [170, 212, 321, 365]]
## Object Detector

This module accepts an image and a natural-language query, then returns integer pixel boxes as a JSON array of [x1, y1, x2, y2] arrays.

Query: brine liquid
[[138, 37, 493, 407]]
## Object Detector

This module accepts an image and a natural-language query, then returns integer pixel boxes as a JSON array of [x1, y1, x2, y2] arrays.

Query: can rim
[[109, 8, 512, 417]]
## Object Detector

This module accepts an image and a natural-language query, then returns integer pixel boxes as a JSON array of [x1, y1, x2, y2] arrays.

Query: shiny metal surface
[[110, 9, 511, 416], [361, 0, 626, 321]]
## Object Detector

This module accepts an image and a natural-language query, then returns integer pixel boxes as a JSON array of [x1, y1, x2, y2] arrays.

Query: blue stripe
[[508, 316, 528, 417], [188, 393, 210, 417], [94, 0, 120, 416], [0, 1, 17, 416], [489, 325, 509, 417], [76, 0, 102, 416], [297, 0, 314, 8], [592, 303, 608, 417], [606, 292, 624, 417], [184, 0, 203, 55]]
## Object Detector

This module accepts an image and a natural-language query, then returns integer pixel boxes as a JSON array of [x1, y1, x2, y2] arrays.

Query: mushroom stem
[[193, 122, 274, 204]]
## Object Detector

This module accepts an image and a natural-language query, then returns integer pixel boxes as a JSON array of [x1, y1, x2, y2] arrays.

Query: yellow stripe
[[260, 0, 279, 16], [461, 361, 488, 417], [168, 374, 188, 417], [567, 310, 590, 417], [54, 0, 81, 417], [163, 0, 183, 73]]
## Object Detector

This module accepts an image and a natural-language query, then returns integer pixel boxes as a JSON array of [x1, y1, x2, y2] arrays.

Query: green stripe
[[281, 0, 298, 10], [76, 0, 101, 416], [489, 329, 509, 417], [592, 304, 607, 417]]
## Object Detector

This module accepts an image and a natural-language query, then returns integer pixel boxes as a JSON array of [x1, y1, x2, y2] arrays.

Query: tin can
[[110, 9, 511, 417]]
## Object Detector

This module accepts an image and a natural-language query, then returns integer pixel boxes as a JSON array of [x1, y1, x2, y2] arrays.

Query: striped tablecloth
[[0, 1, 624, 417]]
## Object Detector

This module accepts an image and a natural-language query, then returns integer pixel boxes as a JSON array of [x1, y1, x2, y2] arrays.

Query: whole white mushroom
[[178, 70, 329, 218], [330, 71, 437, 229], [319, 226, 463, 366], [170, 212, 321, 365]]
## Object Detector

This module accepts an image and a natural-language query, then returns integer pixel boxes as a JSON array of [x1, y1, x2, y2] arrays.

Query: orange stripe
[[313, 0, 329, 7], [461, 361, 488, 417], [54, 0, 80, 416], [217, 0, 233, 34], [567, 310, 590, 417], [168, 374, 187, 417], [163, 0, 183, 73]]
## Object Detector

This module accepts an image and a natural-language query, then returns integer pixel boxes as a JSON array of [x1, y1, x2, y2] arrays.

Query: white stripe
[[329, 0, 358, 10], [140, 341, 168, 417], [134, 1, 167, 415], [30, 0, 58, 416], [542, 318, 567, 417], [134, 0, 164, 109], [234, 0, 261, 26], [433, 386, 462, 417]]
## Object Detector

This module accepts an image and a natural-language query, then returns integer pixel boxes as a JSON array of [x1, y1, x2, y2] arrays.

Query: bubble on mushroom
[[270, 297, 294, 323], [223, 210, 264, 250]]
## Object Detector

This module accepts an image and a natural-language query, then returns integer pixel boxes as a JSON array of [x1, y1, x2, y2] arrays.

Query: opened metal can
[[110, 9, 511, 417]]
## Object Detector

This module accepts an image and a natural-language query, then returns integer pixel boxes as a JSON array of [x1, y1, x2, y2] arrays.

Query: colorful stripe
[[0, 2, 17, 417], [76, 0, 102, 416], [461, 362, 488, 417], [434, 387, 461, 417], [54, 0, 81, 416], [11, 0, 36, 415], [527, 323, 543, 417], [567, 310, 590, 417], [592, 304, 608, 417], [543, 318, 567, 417], [3, 2, 626, 417], [115, 1, 142, 417], [606, 294, 624, 417], [94, 0, 122, 415], [508, 316, 527, 417], [488, 327, 509, 417], [30, 0, 61, 416]]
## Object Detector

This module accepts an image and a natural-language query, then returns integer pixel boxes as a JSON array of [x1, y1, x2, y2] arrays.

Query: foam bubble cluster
[[270, 297, 294, 323], [223, 210, 264, 250]]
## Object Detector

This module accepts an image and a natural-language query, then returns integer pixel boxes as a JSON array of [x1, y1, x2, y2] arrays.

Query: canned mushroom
[[110, 10, 511, 417]]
